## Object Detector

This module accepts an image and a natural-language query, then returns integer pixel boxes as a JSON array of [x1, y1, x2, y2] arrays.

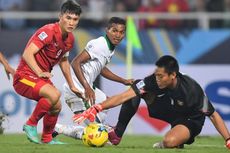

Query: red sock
[[41, 113, 58, 143], [26, 98, 51, 126]]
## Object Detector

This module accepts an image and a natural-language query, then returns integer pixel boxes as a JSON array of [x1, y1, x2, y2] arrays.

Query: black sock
[[115, 96, 140, 137]]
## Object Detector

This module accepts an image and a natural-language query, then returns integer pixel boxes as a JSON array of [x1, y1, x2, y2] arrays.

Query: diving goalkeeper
[[73, 55, 230, 149]]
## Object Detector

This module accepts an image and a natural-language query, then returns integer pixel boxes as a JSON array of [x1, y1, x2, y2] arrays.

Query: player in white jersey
[[53, 17, 134, 140]]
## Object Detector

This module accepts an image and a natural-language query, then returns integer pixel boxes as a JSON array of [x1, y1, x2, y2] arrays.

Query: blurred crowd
[[1, 0, 230, 29]]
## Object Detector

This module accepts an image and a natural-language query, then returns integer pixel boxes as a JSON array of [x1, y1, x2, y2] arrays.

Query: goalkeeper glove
[[72, 104, 103, 124], [226, 138, 230, 149]]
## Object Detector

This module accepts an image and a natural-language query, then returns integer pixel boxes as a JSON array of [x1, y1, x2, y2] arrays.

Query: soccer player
[[73, 55, 230, 149], [12, 0, 82, 144], [52, 17, 134, 140]]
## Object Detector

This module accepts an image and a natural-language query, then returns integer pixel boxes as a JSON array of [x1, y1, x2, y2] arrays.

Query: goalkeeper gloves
[[72, 104, 103, 124], [226, 138, 230, 149]]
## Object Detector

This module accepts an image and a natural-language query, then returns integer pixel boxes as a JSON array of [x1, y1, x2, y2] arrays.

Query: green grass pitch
[[0, 134, 228, 153]]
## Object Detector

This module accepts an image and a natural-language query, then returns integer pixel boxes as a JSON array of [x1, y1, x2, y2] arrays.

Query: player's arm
[[101, 87, 137, 109], [197, 92, 230, 148], [209, 111, 230, 149], [22, 43, 52, 78], [0, 52, 15, 79], [73, 80, 146, 123], [71, 50, 95, 104], [98, 79, 145, 110], [73, 87, 138, 123], [101, 67, 134, 85], [59, 56, 84, 100]]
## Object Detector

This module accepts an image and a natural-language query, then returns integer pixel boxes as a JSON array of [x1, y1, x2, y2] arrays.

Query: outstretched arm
[[0, 52, 15, 79], [73, 87, 138, 124], [101, 67, 134, 85], [209, 111, 230, 149], [100, 87, 137, 110]]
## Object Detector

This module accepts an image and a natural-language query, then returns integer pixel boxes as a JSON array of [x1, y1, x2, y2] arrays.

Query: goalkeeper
[[52, 17, 134, 140], [73, 55, 230, 149]]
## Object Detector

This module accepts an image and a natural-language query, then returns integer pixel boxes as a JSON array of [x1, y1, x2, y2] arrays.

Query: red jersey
[[17, 22, 74, 76]]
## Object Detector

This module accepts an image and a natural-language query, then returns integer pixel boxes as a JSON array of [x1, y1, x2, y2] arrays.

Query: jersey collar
[[104, 35, 115, 51]]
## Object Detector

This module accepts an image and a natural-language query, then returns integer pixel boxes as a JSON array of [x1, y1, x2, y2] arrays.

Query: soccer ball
[[82, 123, 108, 147]]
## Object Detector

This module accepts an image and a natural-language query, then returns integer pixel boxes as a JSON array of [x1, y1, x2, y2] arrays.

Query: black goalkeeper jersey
[[132, 73, 215, 125]]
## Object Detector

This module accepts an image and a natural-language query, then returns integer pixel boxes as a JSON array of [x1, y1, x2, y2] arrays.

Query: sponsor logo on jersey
[[157, 93, 165, 97], [56, 49, 63, 58], [86, 44, 94, 51], [38, 31, 48, 40], [177, 100, 184, 106], [136, 80, 145, 90], [29, 75, 38, 80]]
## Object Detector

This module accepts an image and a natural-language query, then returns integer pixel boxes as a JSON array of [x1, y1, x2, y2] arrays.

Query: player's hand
[[38, 72, 53, 78], [72, 104, 102, 124], [4, 66, 15, 80], [123, 79, 134, 86], [70, 86, 85, 101], [5, 69, 10, 80], [84, 86, 95, 106], [226, 138, 230, 149]]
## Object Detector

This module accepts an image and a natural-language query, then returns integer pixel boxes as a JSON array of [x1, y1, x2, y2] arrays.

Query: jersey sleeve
[[30, 28, 53, 49], [198, 95, 215, 116], [85, 39, 100, 60], [131, 74, 157, 96], [131, 79, 146, 96]]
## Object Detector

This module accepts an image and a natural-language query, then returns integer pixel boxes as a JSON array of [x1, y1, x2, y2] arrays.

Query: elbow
[[22, 52, 27, 60], [71, 59, 79, 68], [71, 60, 81, 72], [22, 51, 30, 62]]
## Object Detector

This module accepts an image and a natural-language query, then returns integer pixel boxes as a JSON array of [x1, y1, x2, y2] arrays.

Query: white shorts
[[63, 83, 108, 123]]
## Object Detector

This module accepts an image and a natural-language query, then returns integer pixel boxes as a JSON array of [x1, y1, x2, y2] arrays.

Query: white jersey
[[81, 36, 114, 85], [63, 36, 114, 102]]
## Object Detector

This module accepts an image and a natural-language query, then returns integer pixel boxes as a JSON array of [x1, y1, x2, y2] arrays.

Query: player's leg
[[153, 118, 204, 149], [54, 123, 85, 139], [51, 83, 87, 140], [161, 124, 190, 148], [54, 95, 85, 140], [13, 74, 55, 144], [64, 85, 86, 114], [39, 84, 65, 144], [109, 96, 141, 145], [53, 88, 108, 140]]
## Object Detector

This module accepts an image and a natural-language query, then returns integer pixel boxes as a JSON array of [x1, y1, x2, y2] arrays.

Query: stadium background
[[0, 0, 230, 136]]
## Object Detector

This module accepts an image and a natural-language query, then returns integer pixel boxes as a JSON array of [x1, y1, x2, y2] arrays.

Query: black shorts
[[171, 117, 204, 144]]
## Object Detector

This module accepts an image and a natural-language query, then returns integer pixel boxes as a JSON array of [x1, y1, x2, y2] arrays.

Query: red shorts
[[13, 72, 53, 101]]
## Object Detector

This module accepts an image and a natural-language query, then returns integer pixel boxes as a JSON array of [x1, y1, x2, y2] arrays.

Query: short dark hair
[[107, 17, 126, 29], [155, 55, 179, 74], [61, 0, 82, 16]]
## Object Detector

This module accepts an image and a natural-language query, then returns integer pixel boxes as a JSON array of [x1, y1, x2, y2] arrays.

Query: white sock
[[55, 123, 84, 139], [153, 141, 165, 148]]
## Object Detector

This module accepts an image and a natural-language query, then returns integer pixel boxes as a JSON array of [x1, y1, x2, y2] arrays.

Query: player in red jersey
[[12, 0, 83, 144]]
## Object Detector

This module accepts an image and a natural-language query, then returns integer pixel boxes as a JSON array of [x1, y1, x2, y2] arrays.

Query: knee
[[50, 101, 62, 115], [163, 136, 178, 148], [49, 90, 61, 105]]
